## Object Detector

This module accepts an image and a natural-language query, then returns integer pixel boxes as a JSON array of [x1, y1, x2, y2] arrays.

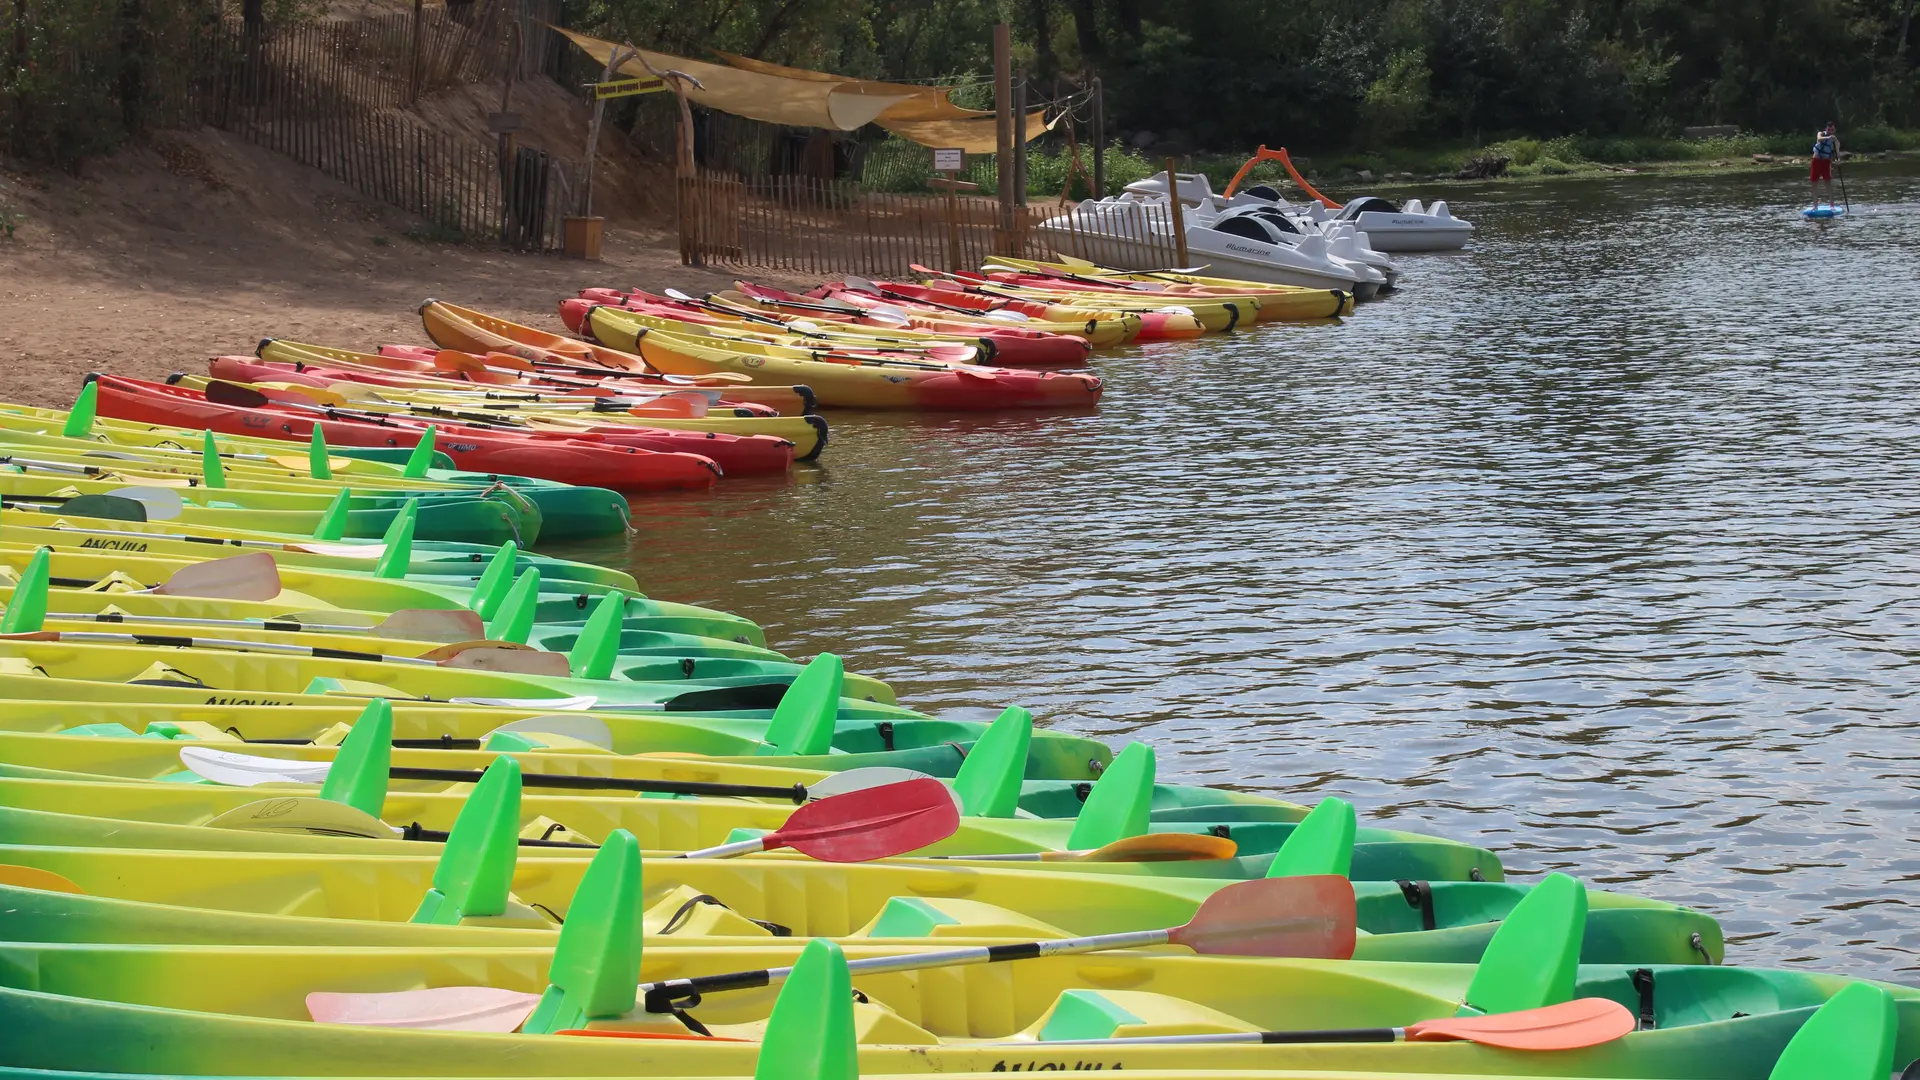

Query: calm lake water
[[567, 163, 1920, 982]]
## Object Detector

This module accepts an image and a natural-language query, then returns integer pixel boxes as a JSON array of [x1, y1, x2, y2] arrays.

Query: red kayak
[[91, 374, 726, 491], [204, 357, 801, 476]]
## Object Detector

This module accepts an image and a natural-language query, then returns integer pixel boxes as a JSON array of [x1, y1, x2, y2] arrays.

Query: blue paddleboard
[[1801, 204, 1847, 219]]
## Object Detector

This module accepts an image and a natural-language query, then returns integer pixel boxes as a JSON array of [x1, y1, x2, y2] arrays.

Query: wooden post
[[1013, 73, 1027, 207], [1090, 75, 1104, 197], [1163, 156, 1188, 267], [992, 22, 1013, 254], [408, 0, 423, 103], [495, 20, 521, 245]]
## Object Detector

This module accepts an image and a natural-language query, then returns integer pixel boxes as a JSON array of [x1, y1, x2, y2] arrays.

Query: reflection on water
[[566, 164, 1920, 981]]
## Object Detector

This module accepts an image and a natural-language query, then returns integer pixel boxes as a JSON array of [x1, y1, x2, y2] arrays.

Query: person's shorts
[[1810, 157, 1833, 181]]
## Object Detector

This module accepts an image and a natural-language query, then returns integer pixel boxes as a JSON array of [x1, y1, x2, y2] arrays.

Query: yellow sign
[[593, 77, 666, 100]]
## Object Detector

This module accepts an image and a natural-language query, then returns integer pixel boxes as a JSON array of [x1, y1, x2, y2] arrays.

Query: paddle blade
[[1167, 875, 1356, 959], [804, 767, 936, 800], [181, 745, 331, 786], [1463, 871, 1587, 1016], [307, 987, 542, 1033], [427, 642, 572, 678], [377, 608, 487, 643], [0, 864, 86, 894], [203, 796, 399, 839], [1768, 982, 1898, 1080], [106, 486, 184, 521], [57, 494, 146, 522], [1080, 832, 1237, 862], [153, 551, 281, 601], [1406, 998, 1635, 1051], [772, 777, 959, 862]]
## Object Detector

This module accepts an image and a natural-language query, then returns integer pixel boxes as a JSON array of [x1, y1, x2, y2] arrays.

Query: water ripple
[[575, 163, 1920, 982]]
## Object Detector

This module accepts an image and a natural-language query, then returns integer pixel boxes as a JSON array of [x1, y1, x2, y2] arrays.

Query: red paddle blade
[[1167, 875, 1357, 960], [768, 777, 959, 862], [1406, 998, 1637, 1050]]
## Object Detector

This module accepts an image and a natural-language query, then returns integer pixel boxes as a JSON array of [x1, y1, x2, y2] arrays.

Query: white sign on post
[[933, 148, 965, 172]]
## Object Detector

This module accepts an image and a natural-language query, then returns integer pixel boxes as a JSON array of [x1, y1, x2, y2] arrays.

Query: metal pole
[[1164, 156, 1189, 267], [992, 22, 1013, 252], [1090, 75, 1104, 198]]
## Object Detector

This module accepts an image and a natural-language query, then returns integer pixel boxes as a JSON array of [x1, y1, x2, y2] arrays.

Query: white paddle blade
[[180, 745, 330, 787], [106, 486, 185, 521], [451, 694, 598, 711], [806, 767, 938, 800], [153, 551, 281, 601], [284, 541, 386, 560], [307, 987, 543, 1032], [488, 714, 615, 750]]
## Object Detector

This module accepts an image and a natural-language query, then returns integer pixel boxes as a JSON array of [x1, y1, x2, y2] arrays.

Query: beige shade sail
[[557, 29, 918, 130], [711, 48, 1061, 146], [881, 109, 1059, 153]]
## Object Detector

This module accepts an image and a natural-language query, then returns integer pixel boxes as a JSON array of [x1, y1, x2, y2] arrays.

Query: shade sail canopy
[[558, 29, 918, 130]]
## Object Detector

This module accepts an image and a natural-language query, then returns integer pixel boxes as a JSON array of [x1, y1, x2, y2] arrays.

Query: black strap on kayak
[[1688, 932, 1711, 963], [876, 721, 894, 751], [658, 893, 792, 938], [1072, 782, 1093, 803], [1468, 866, 1486, 882], [1395, 880, 1436, 931], [680, 658, 696, 678], [1900, 1058, 1920, 1080], [1630, 968, 1657, 1030]]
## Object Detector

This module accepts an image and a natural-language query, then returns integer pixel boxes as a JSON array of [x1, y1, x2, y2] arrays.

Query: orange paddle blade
[[1406, 998, 1637, 1050], [1168, 875, 1356, 959], [1081, 832, 1238, 862], [0, 865, 85, 894]]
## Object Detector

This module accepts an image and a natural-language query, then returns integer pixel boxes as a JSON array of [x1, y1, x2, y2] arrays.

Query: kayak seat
[[1034, 989, 1262, 1041], [457, 895, 554, 930], [1576, 965, 1827, 1030], [518, 815, 595, 847], [707, 999, 938, 1046], [642, 884, 783, 938], [854, 897, 1072, 941]]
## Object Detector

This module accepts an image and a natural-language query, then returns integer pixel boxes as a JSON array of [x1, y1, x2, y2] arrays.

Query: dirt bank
[[0, 127, 803, 411]]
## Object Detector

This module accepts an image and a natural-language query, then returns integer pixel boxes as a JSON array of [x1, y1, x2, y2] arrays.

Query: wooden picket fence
[[677, 170, 1191, 275]]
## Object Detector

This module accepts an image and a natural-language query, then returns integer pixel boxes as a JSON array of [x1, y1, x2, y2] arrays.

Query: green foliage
[[0, 198, 17, 239]]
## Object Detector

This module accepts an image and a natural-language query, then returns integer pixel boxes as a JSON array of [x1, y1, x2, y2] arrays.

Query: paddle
[[639, 875, 1356, 1014], [927, 831, 1237, 863], [236, 713, 616, 752], [674, 777, 958, 861], [150, 550, 281, 600], [179, 745, 932, 803], [1023, 997, 1636, 1049], [0, 627, 567, 675], [36, 607, 483, 643]]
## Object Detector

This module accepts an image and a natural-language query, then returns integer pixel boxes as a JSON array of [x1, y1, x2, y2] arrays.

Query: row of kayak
[[30, 260, 1363, 505], [0, 324, 1909, 1078]]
